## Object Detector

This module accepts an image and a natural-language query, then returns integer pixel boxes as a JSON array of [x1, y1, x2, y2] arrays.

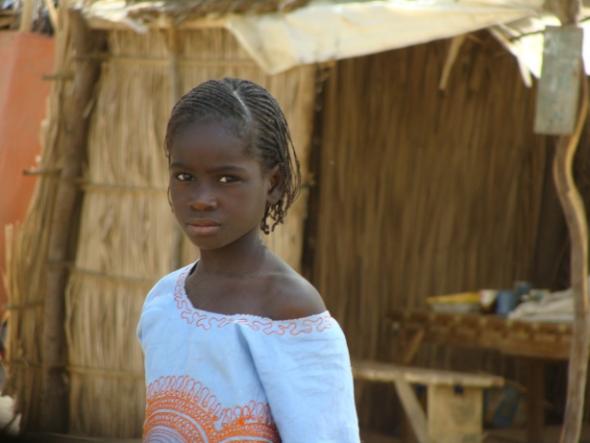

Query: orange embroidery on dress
[[173, 267, 334, 336], [143, 375, 280, 443]]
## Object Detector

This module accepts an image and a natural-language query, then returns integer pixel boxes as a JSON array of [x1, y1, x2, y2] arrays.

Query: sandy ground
[[362, 426, 590, 443], [9, 427, 590, 443]]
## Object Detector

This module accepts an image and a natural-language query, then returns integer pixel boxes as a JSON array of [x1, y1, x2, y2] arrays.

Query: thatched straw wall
[[317, 32, 550, 355], [313, 34, 558, 430], [65, 29, 316, 437]]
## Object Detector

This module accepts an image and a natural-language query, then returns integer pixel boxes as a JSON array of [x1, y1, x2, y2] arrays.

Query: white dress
[[137, 263, 360, 443]]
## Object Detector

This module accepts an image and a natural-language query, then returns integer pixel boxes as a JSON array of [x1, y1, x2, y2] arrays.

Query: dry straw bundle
[[65, 28, 316, 436]]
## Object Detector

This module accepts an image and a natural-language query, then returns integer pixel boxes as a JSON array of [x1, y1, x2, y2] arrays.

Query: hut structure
[[4, 0, 590, 440]]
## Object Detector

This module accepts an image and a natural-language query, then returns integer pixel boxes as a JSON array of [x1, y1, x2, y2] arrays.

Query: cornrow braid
[[165, 78, 301, 234]]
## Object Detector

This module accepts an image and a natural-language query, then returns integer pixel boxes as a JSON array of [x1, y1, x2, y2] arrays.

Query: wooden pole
[[40, 8, 104, 431], [545, 0, 581, 27], [556, 78, 589, 443], [538, 1, 587, 441]]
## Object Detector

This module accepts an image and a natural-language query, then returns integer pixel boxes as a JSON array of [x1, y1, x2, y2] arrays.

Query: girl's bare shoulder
[[261, 262, 326, 321]]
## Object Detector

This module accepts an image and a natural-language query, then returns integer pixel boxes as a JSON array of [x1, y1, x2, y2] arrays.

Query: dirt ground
[[362, 425, 590, 443], [9, 427, 590, 442]]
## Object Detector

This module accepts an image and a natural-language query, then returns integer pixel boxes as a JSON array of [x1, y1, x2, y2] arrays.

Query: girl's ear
[[267, 165, 283, 204]]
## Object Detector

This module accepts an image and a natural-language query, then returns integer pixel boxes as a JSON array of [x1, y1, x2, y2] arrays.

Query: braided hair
[[165, 78, 301, 234]]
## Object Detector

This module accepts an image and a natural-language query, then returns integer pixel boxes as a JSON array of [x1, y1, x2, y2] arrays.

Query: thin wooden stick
[[402, 329, 424, 365], [556, 78, 589, 443], [439, 35, 465, 91], [165, 22, 184, 270], [166, 23, 181, 105], [43, 0, 58, 31], [18, 0, 34, 32]]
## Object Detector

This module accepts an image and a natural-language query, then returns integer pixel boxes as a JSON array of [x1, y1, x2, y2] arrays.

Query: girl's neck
[[196, 229, 267, 277]]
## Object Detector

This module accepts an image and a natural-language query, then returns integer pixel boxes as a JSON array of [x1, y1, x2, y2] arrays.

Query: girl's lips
[[186, 221, 221, 236]]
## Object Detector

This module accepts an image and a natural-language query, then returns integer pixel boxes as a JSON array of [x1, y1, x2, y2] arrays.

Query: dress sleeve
[[244, 316, 360, 443]]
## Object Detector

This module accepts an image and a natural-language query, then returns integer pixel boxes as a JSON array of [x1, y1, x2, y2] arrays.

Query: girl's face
[[168, 120, 277, 250]]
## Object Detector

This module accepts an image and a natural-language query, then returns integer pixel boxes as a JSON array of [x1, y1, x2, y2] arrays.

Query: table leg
[[428, 385, 484, 443], [395, 380, 433, 443], [527, 359, 545, 443], [400, 385, 426, 443]]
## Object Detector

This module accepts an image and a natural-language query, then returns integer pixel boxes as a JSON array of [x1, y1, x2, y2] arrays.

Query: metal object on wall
[[534, 25, 583, 135]]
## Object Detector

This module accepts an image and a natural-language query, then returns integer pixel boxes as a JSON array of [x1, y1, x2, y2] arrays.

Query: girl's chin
[[186, 228, 258, 251], [187, 237, 224, 251], [186, 231, 234, 251]]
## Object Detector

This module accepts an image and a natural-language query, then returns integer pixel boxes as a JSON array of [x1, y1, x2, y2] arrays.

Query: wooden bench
[[353, 360, 505, 443]]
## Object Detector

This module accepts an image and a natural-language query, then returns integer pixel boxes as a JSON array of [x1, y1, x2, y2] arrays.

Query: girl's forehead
[[169, 120, 252, 163]]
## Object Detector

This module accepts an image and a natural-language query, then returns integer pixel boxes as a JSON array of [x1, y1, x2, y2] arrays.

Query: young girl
[[137, 78, 360, 442]]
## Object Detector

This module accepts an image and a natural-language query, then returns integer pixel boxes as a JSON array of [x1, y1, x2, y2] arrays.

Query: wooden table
[[353, 360, 504, 443], [389, 309, 574, 443]]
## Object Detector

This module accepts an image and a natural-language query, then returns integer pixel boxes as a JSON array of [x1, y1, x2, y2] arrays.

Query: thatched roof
[[84, 0, 546, 75]]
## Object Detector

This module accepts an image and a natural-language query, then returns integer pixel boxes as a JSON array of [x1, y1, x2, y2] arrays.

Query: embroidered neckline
[[173, 264, 333, 335]]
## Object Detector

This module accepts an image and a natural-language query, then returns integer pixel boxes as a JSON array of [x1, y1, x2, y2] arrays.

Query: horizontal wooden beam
[[353, 360, 504, 388]]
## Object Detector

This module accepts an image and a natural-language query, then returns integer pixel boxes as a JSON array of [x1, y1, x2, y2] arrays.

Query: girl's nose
[[189, 192, 218, 211]]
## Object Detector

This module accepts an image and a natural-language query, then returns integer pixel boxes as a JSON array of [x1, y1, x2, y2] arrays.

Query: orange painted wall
[[0, 32, 54, 311]]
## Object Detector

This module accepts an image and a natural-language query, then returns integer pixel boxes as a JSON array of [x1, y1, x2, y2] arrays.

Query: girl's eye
[[175, 173, 193, 182], [219, 175, 238, 184]]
